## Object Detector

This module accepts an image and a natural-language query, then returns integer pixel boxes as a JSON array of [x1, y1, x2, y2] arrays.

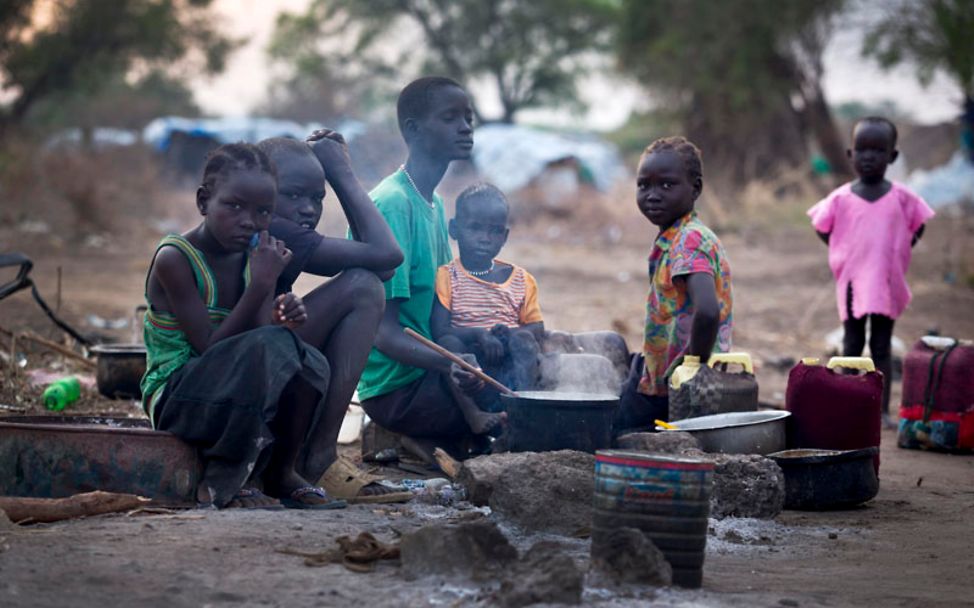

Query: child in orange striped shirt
[[431, 184, 544, 397]]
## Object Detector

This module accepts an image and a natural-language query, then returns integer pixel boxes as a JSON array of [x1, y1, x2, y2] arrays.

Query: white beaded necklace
[[466, 260, 495, 277], [400, 165, 435, 209]]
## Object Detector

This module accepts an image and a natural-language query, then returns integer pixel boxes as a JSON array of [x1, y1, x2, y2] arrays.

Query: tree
[[268, 0, 616, 124], [616, 0, 850, 187], [0, 0, 235, 131], [863, 0, 974, 160]]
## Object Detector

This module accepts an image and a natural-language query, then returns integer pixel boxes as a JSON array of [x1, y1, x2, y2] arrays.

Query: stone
[[497, 541, 584, 607], [399, 519, 518, 580], [707, 453, 785, 519], [591, 526, 672, 586], [456, 452, 532, 507], [486, 450, 595, 536], [615, 431, 703, 455]]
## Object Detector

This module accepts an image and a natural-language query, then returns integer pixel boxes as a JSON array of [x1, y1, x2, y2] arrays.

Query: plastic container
[[592, 450, 714, 588], [669, 352, 759, 421], [899, 337, 974, 451], [42, 376, 81, 411], [785, 357, 882, 473]]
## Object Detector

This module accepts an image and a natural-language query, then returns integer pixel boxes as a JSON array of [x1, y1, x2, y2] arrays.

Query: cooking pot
[[769, 447, 879, 510], [500, 390, 618, 453], [658, 411, 790, 455], [90, 343, 147, 399]]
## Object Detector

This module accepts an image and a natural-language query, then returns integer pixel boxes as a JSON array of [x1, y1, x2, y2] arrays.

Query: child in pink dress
[[808, 117, 935, 424]]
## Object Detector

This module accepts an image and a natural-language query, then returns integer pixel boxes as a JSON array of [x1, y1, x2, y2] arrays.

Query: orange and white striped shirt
[[435, 259, 543, 329]]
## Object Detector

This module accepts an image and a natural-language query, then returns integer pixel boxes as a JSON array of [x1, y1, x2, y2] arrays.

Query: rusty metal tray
[[0, 415, 200, 506]]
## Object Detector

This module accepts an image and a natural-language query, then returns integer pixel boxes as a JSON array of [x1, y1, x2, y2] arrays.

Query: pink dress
[[808, 182, 934, 321]]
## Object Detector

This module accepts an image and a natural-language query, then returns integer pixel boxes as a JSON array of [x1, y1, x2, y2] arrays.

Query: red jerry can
[[785, 357, 882, 473]]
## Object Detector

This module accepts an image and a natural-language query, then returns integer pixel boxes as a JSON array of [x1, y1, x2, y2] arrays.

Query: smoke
[[539, 353, 624, 397]]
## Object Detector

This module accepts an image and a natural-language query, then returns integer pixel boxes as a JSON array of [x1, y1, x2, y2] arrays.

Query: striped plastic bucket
[[592, 450, 714, 588]]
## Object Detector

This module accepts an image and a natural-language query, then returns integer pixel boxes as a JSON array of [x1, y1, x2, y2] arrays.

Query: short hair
[[256, 136, 313, 161], [853, 116, 898, 148], [455, 182, 509, 218], [200, 142, 276, 199], [640, 136, 703, 183], [397, 76, 465, 136]]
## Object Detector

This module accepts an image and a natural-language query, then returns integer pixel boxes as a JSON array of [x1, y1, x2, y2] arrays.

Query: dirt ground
[[1, 182, 973, 606]]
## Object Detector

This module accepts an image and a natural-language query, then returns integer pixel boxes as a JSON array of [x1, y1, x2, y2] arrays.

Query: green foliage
[[616, 0, 846, 185], [863, 0, 974, 98], [268, 0, 616, 123], [0, 0, 235, 128]]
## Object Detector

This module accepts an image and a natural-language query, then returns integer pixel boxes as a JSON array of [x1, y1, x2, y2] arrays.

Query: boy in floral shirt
[[617, 136, 733, 430]]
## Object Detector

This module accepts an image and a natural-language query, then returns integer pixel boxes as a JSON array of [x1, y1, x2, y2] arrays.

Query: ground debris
[[496, 541, 584, 607], [0, 491, 150, 524], [277, 531, 399, 573], [591, 526, 672, 587], [399, 519, 517, 580]]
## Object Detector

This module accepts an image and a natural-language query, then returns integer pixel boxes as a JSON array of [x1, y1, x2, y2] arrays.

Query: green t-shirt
[[356, 169, 453, 400]]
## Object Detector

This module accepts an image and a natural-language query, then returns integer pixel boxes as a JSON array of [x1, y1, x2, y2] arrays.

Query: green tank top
[[140, 234, 250, 422]]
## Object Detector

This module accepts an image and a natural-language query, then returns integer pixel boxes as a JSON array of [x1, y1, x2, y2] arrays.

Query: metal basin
[[658, 411, 791, 455], [0, 415, 200, 506], [769, 447, 879, 510]]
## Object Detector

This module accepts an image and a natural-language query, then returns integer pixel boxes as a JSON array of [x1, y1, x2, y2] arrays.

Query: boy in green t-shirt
[[358, 77, 504, 454]]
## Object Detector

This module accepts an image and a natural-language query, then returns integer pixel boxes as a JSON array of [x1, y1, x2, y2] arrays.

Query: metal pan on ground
[[500, 391, 619, 453], [658, 411, 791, 455], [89, 343, 147, 399], [768, 447, 879, 510]]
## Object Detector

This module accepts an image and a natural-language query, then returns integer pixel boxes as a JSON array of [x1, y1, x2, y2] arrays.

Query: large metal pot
[[90, 343, 147, 399], [768, 447, 880, 510], [658, 411, 791, 455], [500, 390, 619, 453]]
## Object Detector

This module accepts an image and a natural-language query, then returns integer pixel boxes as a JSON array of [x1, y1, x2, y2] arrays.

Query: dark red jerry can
[[786, 357, 883, 473], [899, 337, 974, 451]]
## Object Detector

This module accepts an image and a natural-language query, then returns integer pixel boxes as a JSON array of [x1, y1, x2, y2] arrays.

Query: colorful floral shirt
[[639, 212, 733, 396]]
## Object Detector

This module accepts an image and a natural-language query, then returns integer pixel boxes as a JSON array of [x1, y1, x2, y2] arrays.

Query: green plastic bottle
[[43, 376, 81, 411]]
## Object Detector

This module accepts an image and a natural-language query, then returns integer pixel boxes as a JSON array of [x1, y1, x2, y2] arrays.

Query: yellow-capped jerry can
[[668, 352, 759, 421]]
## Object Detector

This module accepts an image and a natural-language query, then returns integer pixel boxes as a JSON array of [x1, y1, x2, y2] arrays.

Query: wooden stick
[[17, 331, 96, 369], [0, 491, 151, 524], [404, 328, 517, 396]]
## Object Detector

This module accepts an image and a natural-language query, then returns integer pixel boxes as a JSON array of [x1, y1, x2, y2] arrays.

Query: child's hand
[[272, 292, 307, 328], [250, 231, 292, 289], [451, 353, 485, 394], [477, 331, 504, 367], [306, 128, 352, 173]]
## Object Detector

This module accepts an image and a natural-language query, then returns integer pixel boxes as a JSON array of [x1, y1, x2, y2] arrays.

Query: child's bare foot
[[463, 409, 507, 435], [225, 488, 283, 510]]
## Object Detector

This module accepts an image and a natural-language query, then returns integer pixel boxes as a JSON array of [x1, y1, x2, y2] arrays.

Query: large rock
[[591, 526, 672, 586], [497, 541, 583, 607], [486, 450, 595, 536], [708, 453, 784, 519], [456, 452, 531, 506], [399, 519, 518, 580], [615, 431, 703, 455]]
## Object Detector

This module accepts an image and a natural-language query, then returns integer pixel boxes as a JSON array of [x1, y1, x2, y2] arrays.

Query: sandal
[[279, 486, 347, 510], [319, 456, 414, 504]]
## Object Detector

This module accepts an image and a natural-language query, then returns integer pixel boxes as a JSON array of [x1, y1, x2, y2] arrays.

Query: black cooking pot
[[90, 344, 147, 400], [499, 391, 619, 453], [769, 446, 880, 510]]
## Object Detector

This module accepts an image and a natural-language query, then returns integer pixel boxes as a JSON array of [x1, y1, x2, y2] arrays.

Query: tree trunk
[[803, 80, 853, 181]]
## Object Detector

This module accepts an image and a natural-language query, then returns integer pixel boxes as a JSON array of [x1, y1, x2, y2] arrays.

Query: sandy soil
[[1, 186, 973, 606]]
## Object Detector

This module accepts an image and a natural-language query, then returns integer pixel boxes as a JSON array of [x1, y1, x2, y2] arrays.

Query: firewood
[[0, 491, 151, 524]]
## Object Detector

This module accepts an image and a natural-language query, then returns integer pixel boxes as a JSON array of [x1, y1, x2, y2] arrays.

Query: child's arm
[[682, 273, 720, 363], [303, 130, 403, 280], [431, 300, 503, 365], [374, 300, 483, 393], [153, 232, 292, 354]]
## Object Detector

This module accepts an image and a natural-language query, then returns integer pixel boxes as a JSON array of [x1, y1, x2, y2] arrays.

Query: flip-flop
[[279, 486, 347, 510], [319, 456, 414, 504]]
